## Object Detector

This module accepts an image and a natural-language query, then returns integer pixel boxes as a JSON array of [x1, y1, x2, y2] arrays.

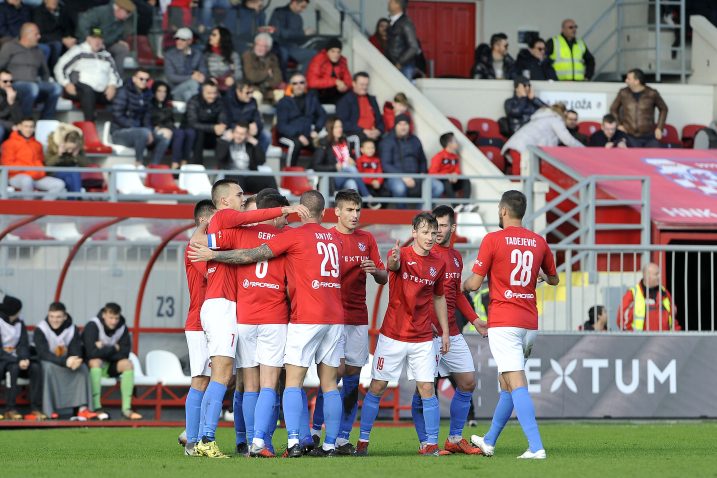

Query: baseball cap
[[89, 27, 103, 39], [174, 28, 193, 41]]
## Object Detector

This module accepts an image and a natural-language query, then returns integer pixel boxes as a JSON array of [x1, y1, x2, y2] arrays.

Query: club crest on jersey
[[453, 257, 460, 268], [429, 266, 437, 277], [402, 272, 408, 280], [358, 242, 367, 252]]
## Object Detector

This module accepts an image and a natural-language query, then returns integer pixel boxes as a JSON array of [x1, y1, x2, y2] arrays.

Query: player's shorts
[[372, 333, 436, 383], [488, 327, 538, 373], [200, 298, 238, 358], [185, 330, 211, 377], [337, 325, 370, 368], [236, 323, 288, 368], [284, 323, 344, 368], [434, 334, 476, 377]]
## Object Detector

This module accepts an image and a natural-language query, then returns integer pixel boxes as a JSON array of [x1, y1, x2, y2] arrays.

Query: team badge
[[429, 266, 437, 277], [358, 242, 367, 251], [402, 272, 408, 280]]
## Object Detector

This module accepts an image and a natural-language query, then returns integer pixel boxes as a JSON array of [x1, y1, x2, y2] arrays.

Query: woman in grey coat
[[502, 103, 585, 156]]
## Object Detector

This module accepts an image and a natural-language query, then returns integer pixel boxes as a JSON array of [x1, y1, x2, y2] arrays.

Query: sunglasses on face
[[568, 25, 577, 29]]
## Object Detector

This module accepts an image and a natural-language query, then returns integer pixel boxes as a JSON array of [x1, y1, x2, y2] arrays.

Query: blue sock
[[202, 381, 227, 441], [266, 391, 280, 452], [242, 391, 259, 445], [449, 389, 473, 437], [484, 390, 513, 446], [300, 389, 312, 445], [283, 387, 303, 446], [232, 390, 246, 445], [358, 392, 381, 442], [185, 387, 204, 444], [322, 390, 341, 448], [338, 374, 360, 440], [312, 391, 324, 431], [511, 387, 543, 452], [411, 392, 427, 443], [253, 388, 276, 443], [422, 396, 440, 445], [199, 389, 207, 442]]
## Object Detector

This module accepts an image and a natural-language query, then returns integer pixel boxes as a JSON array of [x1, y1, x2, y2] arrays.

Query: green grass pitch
[[1, 421, 716, 478]]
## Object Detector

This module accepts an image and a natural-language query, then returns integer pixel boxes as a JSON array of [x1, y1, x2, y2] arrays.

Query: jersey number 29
[[510, 249, 533, 287], [317, 242, 340, 277]]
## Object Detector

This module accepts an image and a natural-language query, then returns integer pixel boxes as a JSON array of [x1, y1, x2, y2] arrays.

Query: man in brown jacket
[[609, 68, 668, 148], [241, 32, 283, 103]]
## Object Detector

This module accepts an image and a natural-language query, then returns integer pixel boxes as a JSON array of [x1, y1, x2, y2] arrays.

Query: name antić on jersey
[[315, 232, 334, 240]]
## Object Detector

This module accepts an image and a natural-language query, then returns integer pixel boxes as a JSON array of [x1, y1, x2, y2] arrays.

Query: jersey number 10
[[510, 249, 533, 287], [317, 242, 340, 277]]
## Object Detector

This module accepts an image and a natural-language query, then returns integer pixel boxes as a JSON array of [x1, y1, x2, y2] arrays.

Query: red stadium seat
[[466, 117, 503, 140], [447, 116, 463, 132], [577, 121, 600, 138], [280, 167, 314, 196], [73, 121, 112, 155], [681, 124, 706, 148], [81, 163, 107, 192], [145, 165, 188, 194], [478, 145, 506, 172], [660, 124, 681, 148], [505, 149, 522, 176]]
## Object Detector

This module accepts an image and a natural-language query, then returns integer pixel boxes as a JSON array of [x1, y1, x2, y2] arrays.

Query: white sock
[[311, 429, 321, 437], [252, 438, 265, 448], [448, 435, 462, 444], [288, 438, 299, 448], [335, 437, 349, 446], [322, 443, 335, 451]]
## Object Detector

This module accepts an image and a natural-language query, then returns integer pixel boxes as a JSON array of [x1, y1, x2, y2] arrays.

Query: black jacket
[[276, 91, 326, 138], [81, 313, 130, 362], [386, 14, 419, 66], [149, 101, 175, 130], [217, 140, 266, 171], [335, 91, 385, 136], [589, 129, 629, 147], [311, 138, 344, 172], [33, 315, 83, 366], [504, 95, 545, 135], [185, 94, 227, 132], [111, 82, 152, 131], [0, 314, 29, 362], [223, 92, 263, 130], [514, 48, 557, 81], [470, 43, 516, 80], [379, 131, 427, 174], [268, 5, 306, 46], [32, 4, 75, 43], [0, 88, 23, 130]]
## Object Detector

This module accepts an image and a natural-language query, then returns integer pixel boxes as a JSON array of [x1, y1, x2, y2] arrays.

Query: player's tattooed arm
[[212, 244, 275, 265]]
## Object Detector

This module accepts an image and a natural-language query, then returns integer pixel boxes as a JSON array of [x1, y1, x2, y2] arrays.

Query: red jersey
[[184, 246, 207, 331], [204, 207, 284, 301], [266, 223, 344, 324], [331, 227, 385, 326], [380, 246, 445, 343], [472, 226, 557, 330], [430, 244, 477, 336], [356, 155, 384, 186], [429, 150, 461, 175]]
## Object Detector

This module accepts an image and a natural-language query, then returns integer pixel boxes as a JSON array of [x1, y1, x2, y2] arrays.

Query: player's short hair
[[439, 132, 455, 149], [48, 301, 66, 313], [258, 193, 289, 209], [255, 188, 280, 202], [101, 302, 121, 316], [300, 190, 325, 217], [211, 179, 239, 207], [499, 190, 527, 219], [335, 189, 362, 209], [193, 199, 216, 226], [432, 205, 455, 226], [588, 305, 605, 323], [244, 195, 257, 209], [412, 211, 438, 231]]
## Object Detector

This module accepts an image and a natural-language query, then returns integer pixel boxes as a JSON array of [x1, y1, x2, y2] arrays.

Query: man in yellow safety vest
[[618, 262, 681, 331], [546, 19, 595, 81]]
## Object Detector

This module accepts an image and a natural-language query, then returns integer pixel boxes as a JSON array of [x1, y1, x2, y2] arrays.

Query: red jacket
[[429, 150, 461, 175], [618, 282, 681, 331], [382, 101, 414, 133], [356, 154, 384, 186], [1, 131, 46, 179], [306, 50, 352, 90]]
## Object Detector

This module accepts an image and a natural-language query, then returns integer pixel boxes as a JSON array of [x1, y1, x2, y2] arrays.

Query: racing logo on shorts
[[243, 279, 250, 289], [312, 280, 320, 289], [358, 242, 366, 251], [453, 257, 460, 268], [429, 266, 437, 277]]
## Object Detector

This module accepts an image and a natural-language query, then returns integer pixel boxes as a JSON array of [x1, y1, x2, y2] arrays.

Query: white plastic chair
[[456, 208, 490, 245], [146, 350, 192, 386], [45, 222, 82, 240], [35, 120, 60, 149], [101, 121, 136, 156], [178, 164, 212, 196], [111, 164, 155, 195], [129, 352, 160, 386]]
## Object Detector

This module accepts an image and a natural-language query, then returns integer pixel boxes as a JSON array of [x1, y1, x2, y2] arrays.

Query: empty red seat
[[505, 149, 522, 176], [280, 167, 314, 196], [447, 116, 463, 132], [681, 124, 706, 148], [660, 124, 681, 148], [466, 117, 503, 140], [478, 145, 506, 172], [73, 121, 112, 154], [145, 164, 188, 194], [81, 163, 106, 192], [577, 121, 600, 138]]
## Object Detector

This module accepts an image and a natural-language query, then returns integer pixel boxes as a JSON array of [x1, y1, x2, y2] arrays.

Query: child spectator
[[45, 122, 88, 194], [355, 138, 386, 197], [383, 92, 413, 132], [429, 132, 472, 199]]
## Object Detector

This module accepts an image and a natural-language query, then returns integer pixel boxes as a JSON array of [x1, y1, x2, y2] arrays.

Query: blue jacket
[[379, 131, 427, 174], [111, 82, 152, 131], [0, 3, 31, 39], [163, 47, 206, 88], [269, 5, 306, 46], [276, 91, 326, 138], [335, 91, 384, 136], [236, 5, 267, 51], [223, 91, 263, 130]]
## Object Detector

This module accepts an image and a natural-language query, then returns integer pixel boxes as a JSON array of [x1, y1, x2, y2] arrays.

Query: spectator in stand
[[54, 27, 121, 121], [203, 26, 242, 93], [306, 38, 351, 105], [335, 71, 384, 157], [386, 0, 419, 79], [379, 114, 441, 206], [186, 81, 228, 166], [429, 131, 472, 199], [610, 68, 668, 148], [618, 262, 680, 331], [0, 69, 22, 140], [504, 76, 545, 136], [32, 0, 76, 70], [163, 27, 206, 103], [0, 0, 31, 46], [515, 37, 557, 81], [0, 293, 44, 421], [382, 91, 411, 132], [198, 0, 233, 40], [33, 301, 97, 421], [45, 122, 87, 194], [589, 113, 628, 148], [76, 0, 135, 78], [546, 19, 595, 81], [369, 17, 389, 54], [501, 103, 585, 156], [275, 72, 326, 167], [1, 117, 66, 199], [581, 305, 607, 331], [312, 115, 373, 198], [269, 0, 315, 76], [0, 22, 61, 119], [564, 109, 587, 145], [235, 0, 270, 54], [150, 81, 194, 169], [356, 138, 387, 198], [223, 80, 271, 152], [471, 33, 515, 80], [217, 122, 278, 193], [83, 302, 142, 420], [241, 32, 283, 103], [111, 68, 170, 167]]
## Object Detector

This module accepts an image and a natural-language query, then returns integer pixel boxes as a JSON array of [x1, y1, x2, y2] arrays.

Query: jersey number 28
[[317, 242, 340, 277], [510, 249, 533, 287]]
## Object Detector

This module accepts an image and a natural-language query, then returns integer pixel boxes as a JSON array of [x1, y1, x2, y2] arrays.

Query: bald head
[[561, 18, 577, 40], [642, 262, 660, 288], [19, 23, 40, 48], [300, 190, 325, 220]]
